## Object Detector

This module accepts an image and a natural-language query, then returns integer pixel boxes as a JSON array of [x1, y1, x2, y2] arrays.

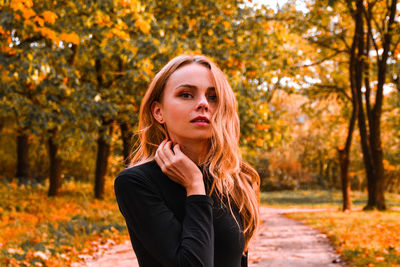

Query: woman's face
[[151, 63, 217, 143]]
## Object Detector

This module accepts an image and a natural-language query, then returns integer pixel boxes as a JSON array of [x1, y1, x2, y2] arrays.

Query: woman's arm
[[114, 170, 214, 267]]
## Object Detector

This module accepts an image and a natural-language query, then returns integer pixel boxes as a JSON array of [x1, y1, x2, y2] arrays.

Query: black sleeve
[[114, 171, 214, 267], [241, 251, 248, 267]]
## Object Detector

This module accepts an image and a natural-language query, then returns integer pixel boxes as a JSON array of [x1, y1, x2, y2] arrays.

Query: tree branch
[[363, 5, 380, 61], [290, 51, 343, 69]]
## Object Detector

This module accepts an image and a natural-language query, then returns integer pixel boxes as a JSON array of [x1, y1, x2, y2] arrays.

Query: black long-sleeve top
[[114, 160, 248, 267]]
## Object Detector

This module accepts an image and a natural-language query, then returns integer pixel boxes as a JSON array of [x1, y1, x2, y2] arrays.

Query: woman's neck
[[175, 139, 210, 165]]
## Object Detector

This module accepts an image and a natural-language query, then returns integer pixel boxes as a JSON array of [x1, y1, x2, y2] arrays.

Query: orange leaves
[[33, 16, 44, 26], [394, 43, 400, 58], [188, 19, 196, 29], [59, 32, 80, 45], [256, 138, 263, 147], [135, 17, 151, 34], [223, 21, 230, 29], [223, 36, 233, 45], [42, 11, 58, 24], [14, 0, 33, 8], [290, 209, 400, 265], [21, 8, 36, 20], [62, 77, 68, 85], [10, 0, 35, 17], [36, 27, 58, 42], [119, 0, 131, 7], [256, 124, 270, 130], [119, 0, 138, 8], [1, 46, 17, 55]]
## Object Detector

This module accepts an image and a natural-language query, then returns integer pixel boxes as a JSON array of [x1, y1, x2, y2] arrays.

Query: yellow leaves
[[117, 18, 128, 30], [59, 32, 80, 45], [135, 17, 151, 34], [140, 58, 154, 76], [110, 28, 130, 41], [207, 29, 213, 36], [95, 12, 112, 27], [42, 11, 58, 24]]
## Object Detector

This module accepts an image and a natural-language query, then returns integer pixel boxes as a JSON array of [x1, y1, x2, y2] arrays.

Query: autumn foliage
[[0, 0, 400, 265]]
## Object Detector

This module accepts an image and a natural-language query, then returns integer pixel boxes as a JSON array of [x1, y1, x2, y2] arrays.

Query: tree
[[291, 0, 399, 210]]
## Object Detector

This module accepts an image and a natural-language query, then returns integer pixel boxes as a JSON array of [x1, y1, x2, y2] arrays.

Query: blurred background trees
[[0, 0, 399, 209]]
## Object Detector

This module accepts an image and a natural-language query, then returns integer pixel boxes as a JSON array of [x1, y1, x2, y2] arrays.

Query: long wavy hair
[[129, 54, 260, 252]]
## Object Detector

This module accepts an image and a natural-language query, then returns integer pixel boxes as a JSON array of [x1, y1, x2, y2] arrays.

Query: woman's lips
[[190, 116, 210, 123], [191, 121, 210, 126]]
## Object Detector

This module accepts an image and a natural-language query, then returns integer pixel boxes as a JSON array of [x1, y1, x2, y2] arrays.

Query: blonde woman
[[114, 55, 260, 267]]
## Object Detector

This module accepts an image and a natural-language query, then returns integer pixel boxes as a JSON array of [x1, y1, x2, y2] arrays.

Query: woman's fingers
[[155, 139, 168, 170], [162, 141, 175, 160], [156, 139, 204, 193]]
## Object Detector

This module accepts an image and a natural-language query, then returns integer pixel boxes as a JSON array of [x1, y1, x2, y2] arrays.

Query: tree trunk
[[349, 0, 385, 210], [361, 0, 397, 210], [48, 133, 62, 196], [337, 104, 356, 211], [94, 122, 113, 199], [16, 132, 30, 184], [120, 122, 133, 167]]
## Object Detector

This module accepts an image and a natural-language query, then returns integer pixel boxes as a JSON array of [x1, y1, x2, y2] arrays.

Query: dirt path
[[248, 207, 343, 266], [76, 206, 344, 267]]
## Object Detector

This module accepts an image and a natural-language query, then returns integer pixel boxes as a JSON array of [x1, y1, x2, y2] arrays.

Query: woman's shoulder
[[115, 160, 160, 186]]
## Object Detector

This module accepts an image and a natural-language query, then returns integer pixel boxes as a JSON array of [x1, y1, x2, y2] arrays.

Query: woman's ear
[[151, 101, 164, 124]]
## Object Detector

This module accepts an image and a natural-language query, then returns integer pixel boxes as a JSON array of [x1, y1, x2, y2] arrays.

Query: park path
[[76, 206, 344, 267]]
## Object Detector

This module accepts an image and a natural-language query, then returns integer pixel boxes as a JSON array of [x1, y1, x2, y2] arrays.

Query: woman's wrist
[[186, 178, 206, 196]]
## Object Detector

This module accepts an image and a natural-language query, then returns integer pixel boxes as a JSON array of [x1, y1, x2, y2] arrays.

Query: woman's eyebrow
[[174, 84, 216, 91], [175, 84, 197, 90]]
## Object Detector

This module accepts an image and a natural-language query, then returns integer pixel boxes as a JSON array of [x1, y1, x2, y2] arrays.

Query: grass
[[0, 178, 128, 266], [260, 189, 400, 209], [260, 190, 400, 266]]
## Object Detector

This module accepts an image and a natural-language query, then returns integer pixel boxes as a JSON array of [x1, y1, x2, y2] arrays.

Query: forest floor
[[75, 206, 344, 267]]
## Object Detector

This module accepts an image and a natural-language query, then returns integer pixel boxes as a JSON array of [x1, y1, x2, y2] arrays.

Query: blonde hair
[[129, 54, 260, 252]]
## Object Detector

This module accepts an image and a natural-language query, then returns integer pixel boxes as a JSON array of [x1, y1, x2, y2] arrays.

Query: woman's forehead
[[165, 63, 215, 90]]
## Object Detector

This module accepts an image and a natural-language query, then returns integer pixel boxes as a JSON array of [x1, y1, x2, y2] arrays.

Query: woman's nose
[[196, 95, 209, 111]]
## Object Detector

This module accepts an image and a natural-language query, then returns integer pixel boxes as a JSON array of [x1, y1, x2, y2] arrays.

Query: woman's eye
[[208, 95, 217, 101], [179, 92, 193, 99]]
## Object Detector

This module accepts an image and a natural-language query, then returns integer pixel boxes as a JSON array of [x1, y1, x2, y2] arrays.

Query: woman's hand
[[155, 139, 205, 196]]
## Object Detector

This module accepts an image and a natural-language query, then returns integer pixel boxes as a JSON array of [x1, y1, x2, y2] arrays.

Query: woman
[[114, 54, 260, 267]]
